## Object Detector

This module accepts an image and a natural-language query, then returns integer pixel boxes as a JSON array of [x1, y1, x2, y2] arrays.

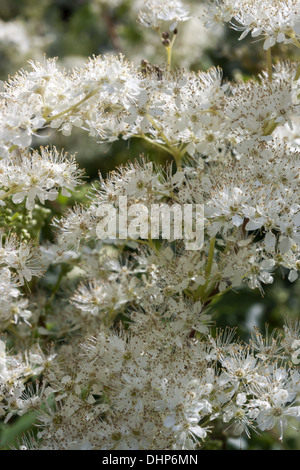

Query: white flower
[[138, 0, 190, 31], [206, 0, 300, 50]]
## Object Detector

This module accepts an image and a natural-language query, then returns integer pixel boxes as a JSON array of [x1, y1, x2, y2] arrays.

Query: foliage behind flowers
[[0, 0, 300, 451]]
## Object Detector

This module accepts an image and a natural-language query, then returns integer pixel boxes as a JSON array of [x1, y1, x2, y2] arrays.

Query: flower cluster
[[13, 308, 300, 450]]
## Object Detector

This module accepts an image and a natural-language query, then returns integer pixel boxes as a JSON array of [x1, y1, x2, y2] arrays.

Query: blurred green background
[[0, 0, 299, 450]]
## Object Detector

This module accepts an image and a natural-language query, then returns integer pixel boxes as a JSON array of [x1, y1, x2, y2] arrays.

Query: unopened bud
[[162, 39, 171, 47]]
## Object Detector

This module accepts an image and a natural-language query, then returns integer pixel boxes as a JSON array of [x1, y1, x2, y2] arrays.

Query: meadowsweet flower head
[[0, 0, 299, 451]]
